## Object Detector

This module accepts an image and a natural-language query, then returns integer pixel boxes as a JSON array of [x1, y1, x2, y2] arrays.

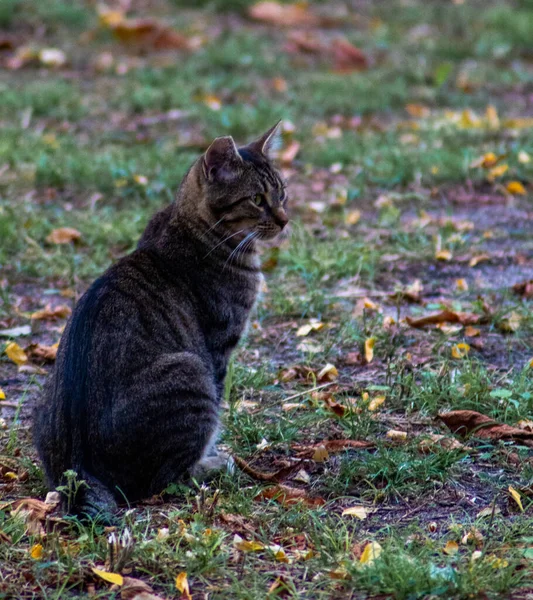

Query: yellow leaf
[[317, 363, 338, 382], [443, 540, 459, 555], [312, 445, 330, 462], [92, 568, 124, 586], [4, 471, 17, 480], [528, 358, 533, 369], [364, 337, 376, 363], [485, 105, 499, 128], [386, 429, 408, 441], [175, 572, 192, 599], [342, 506, 368, 520], [456, 278, 468, 291], [363, 298, 380, 311], [506, 181, 526, 195], [435, 249, 452, 261], [296, 319, 323, 337], [499, 312, 521, 333], [345, 210, 361, 225], [518, 151, 530, 164], [368, 395, 385, 412], [233, 535, 264, 552], [269, 544, 290, 563], [360, 541, 382, 565], [5, 342, 28, 366], [487, 164, 508, 180], [30, 544, 43, 560], [0, 388, 5, 400], [459, 109, 480, 129], [451, 343, 470, 359], [470, 152, 498, 169], [469, 254, 490, 267], [508, 486, 524, 512]]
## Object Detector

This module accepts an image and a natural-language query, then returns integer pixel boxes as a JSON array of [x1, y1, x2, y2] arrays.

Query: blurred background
[[1, 1, 533, 284]]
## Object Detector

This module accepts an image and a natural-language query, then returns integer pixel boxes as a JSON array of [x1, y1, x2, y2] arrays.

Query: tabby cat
[[33, 123, 288, 518]]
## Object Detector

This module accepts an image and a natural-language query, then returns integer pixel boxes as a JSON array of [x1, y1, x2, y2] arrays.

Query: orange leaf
[[46, 227, 81, 244], [31, 304, 71, 321], [248, 2, 320, 27]]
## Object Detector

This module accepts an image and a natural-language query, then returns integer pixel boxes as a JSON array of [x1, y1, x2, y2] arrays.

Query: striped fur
[[32, 126, 288, 518]]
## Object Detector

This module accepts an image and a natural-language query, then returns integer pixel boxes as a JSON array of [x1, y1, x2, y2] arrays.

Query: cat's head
[[190, 123, 289, 241]]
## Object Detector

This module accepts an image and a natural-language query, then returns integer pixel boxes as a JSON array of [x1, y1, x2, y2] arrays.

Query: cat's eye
[[252, 194, 265, 206]]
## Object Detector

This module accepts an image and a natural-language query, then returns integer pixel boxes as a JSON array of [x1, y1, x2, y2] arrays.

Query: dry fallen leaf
[[248, 1, 320, 27], [470, 152, 499, 169], [312, 445, 330, 462], [5, 342, 28, 366], [331, 38, 368, 72], [419, 434, 467, 453], [342, 506, 368, 520], [292, 439, 374, 458], [464, 326, 480, 337], [233, 455, 303, 483], [443, 540, 459, 555], [360, 541, 382, 565], [345, 210, 361, 225], [175, 572, 192, 600], [296, 319, 324, 337], [317, 363, 338, 382], [233, 534, 264, 552], [31, 304, 71, 321], [30, 543, 43, 560], [386, 429, 408, 442], [506, 181, 526, 195], [498, 311, 521, 333], [367, 395, 385, 412], [451, 343, 470, 359], [364, 337, 376, 363], [25, 343, 59, 363], [435, 249, 452, 261], [121, 577, 165, 600], [439, 410, 533, 447], [469, 254, 490, 267], [46, 227, 81, 244], [487, 163, 508, 181], [92, 568, 124, 586], [0, 388, 5, 400], [508, 486, 524, 512], [256, 485, 325, 507], [406, 310, 482, 328], [513, 279, 533, 299]]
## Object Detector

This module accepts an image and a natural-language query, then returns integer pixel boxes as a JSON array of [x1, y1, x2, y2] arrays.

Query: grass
[[1, 0, 533, 598]]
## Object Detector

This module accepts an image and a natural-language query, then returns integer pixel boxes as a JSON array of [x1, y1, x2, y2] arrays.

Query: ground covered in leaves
[[1, 0, 533, 598]]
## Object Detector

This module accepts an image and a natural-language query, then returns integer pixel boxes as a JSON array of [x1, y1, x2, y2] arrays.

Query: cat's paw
[[193, 450, 234, 480]]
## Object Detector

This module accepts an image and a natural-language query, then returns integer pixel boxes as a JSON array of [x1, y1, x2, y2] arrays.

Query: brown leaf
[[121, 577, 164, 600], [321, 394, 346, 417], [513, 279, 533, 299], [256, 484, 325, 507], [233, 455, 304, 483], [406, 309, 483, 328], [31, 304, 71, 321], [292, 439, 374, 458], [25, 343, 59, 363], [1, 496, 60, 536], [248, 2, 320, 27], [110, 19, 190, 50], [46, 227, 81, 244], [331, 38, 368, 72], [439, 410, 533, 447]]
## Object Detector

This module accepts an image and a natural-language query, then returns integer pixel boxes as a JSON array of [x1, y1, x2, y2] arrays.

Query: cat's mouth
[[255, 223, 287, 240]]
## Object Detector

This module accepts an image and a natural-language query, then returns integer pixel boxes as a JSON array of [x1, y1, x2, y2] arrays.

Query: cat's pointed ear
[[202, 136, 242, 182], [247, 121, 282, 159]]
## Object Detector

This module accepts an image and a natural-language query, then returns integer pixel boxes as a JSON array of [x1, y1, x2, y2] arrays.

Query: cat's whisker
[[203, 229, 246, 259], [200, 217, 226, 242], [223, 231, 257, 270]]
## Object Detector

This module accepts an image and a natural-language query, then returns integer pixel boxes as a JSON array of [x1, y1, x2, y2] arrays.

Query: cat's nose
[[273, 209, 288, 229]]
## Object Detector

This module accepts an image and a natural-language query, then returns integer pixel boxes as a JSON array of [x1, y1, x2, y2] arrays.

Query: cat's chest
[[202, 272, 259, 343]]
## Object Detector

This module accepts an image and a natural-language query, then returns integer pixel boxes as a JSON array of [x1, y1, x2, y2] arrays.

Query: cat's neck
[[143, 204, 260, 274]]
